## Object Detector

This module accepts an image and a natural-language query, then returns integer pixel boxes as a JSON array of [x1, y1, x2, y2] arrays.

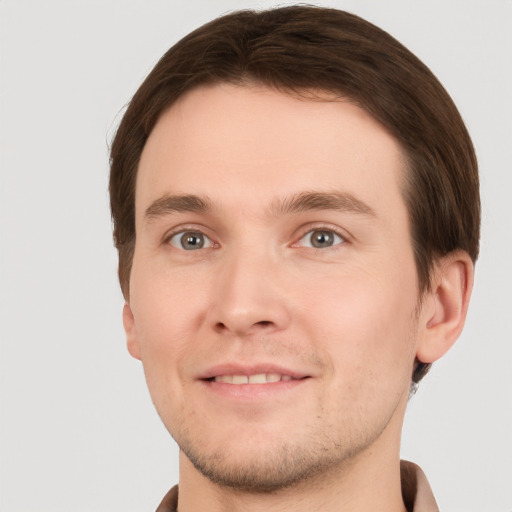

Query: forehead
[[136, 83, 406, 219]]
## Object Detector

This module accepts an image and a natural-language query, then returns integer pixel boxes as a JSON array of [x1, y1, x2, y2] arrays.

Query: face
[[125, 84, 423, 491]]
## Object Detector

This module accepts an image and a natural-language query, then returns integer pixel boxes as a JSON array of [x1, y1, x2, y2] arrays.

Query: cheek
[[298, 260, 418, 393], [128, 263, 212, 399], [131, 257, 210, 341]]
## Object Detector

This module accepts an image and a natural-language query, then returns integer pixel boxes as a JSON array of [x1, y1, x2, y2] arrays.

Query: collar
[[400, 460, 439, 512], [156, 460, 439, 512]]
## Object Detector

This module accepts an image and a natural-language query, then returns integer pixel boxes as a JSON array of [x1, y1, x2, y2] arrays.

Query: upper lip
[[197, 363, 311, 380]]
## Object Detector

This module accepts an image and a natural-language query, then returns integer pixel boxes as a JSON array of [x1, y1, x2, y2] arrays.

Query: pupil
[[182, 232, 204, 249], [312, 231, 333, 248]]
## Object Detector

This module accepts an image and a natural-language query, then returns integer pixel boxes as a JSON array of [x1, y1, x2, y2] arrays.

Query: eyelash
[[163, 224, 348, 251], [292, 224, 348, 250], [164, 227, 217, 251]]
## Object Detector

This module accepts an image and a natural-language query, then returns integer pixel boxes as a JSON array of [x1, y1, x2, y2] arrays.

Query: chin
[[176, 428, 371, 494]]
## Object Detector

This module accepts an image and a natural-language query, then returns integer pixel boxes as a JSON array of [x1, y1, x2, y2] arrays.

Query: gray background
[[1, 1, 511, 510]]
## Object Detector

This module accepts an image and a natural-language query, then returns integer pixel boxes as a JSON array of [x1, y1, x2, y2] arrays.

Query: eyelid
[[291, 223, 351, 248], [160, 222, 350, 249], [170, 232, 214, 250], [162, 224, 218, 248]]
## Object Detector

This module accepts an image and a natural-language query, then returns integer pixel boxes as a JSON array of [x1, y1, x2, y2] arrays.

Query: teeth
[[213, 373, 296, 384], [248, 373, 266, 384], [214, 375, 232, 384]]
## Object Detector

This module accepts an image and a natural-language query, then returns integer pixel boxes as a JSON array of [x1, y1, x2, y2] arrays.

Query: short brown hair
[[109, 6, 480, 383]]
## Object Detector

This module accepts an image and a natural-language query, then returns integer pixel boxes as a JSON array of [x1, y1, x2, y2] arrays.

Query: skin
[[123, 84, 473, 512]]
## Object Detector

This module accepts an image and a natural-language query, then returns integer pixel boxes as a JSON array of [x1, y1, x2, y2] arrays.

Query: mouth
[[206, 373, 303, 385], [198, 364, 312, 397], [197, 364, 312, 403]]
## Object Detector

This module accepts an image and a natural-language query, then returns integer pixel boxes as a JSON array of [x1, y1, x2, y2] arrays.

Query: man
[[109, 6, 479, 511]]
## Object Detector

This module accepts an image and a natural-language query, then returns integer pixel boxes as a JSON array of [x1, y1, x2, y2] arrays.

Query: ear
[[122, 302, 141, 360], [416, 251, 474, 364]]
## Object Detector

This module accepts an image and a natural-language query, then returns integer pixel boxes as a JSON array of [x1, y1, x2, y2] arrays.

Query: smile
[[200, 367, 311, 401], [212, 373, 298, 384]]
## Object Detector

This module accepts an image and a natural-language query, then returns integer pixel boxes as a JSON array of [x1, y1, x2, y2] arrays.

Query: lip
[[197, 363, 312, 401], [197, 363, 310, 381]]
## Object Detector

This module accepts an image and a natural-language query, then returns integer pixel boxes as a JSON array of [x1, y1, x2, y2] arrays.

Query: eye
[[298, 229, 344, 249], [168, 231, 213, 250]]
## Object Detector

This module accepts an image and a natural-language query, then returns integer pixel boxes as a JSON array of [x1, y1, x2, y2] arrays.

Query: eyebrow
[[145, 194, 213, 219], [144, 191, 376, 220], [270, 191, 377, 218]]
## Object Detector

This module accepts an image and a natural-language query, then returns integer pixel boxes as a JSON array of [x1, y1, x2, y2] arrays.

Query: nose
[[207, 248, 291, 337]]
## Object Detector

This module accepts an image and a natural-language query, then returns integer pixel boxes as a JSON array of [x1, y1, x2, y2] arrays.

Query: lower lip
[[200, 378, 310, 401]]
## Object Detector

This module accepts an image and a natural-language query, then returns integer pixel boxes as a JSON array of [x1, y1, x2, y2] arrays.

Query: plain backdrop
[[1, 1, 511, 511]]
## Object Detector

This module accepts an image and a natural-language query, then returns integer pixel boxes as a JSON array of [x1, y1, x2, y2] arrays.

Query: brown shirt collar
[[400, 460, 439, 512], [156, 460, 439, 512]]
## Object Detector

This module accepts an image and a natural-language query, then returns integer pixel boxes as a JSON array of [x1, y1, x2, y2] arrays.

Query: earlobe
[[123, 302, 142, 360], [416, 251, 474, 364]]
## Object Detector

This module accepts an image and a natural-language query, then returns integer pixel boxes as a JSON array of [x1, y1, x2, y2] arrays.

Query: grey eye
[[169, 231, 212, 250], [299, 230, 343, 248]]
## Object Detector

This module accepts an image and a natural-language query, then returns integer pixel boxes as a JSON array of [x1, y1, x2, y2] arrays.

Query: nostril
[[256, 321, 273, 327], [214, 320, 273, 333]]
